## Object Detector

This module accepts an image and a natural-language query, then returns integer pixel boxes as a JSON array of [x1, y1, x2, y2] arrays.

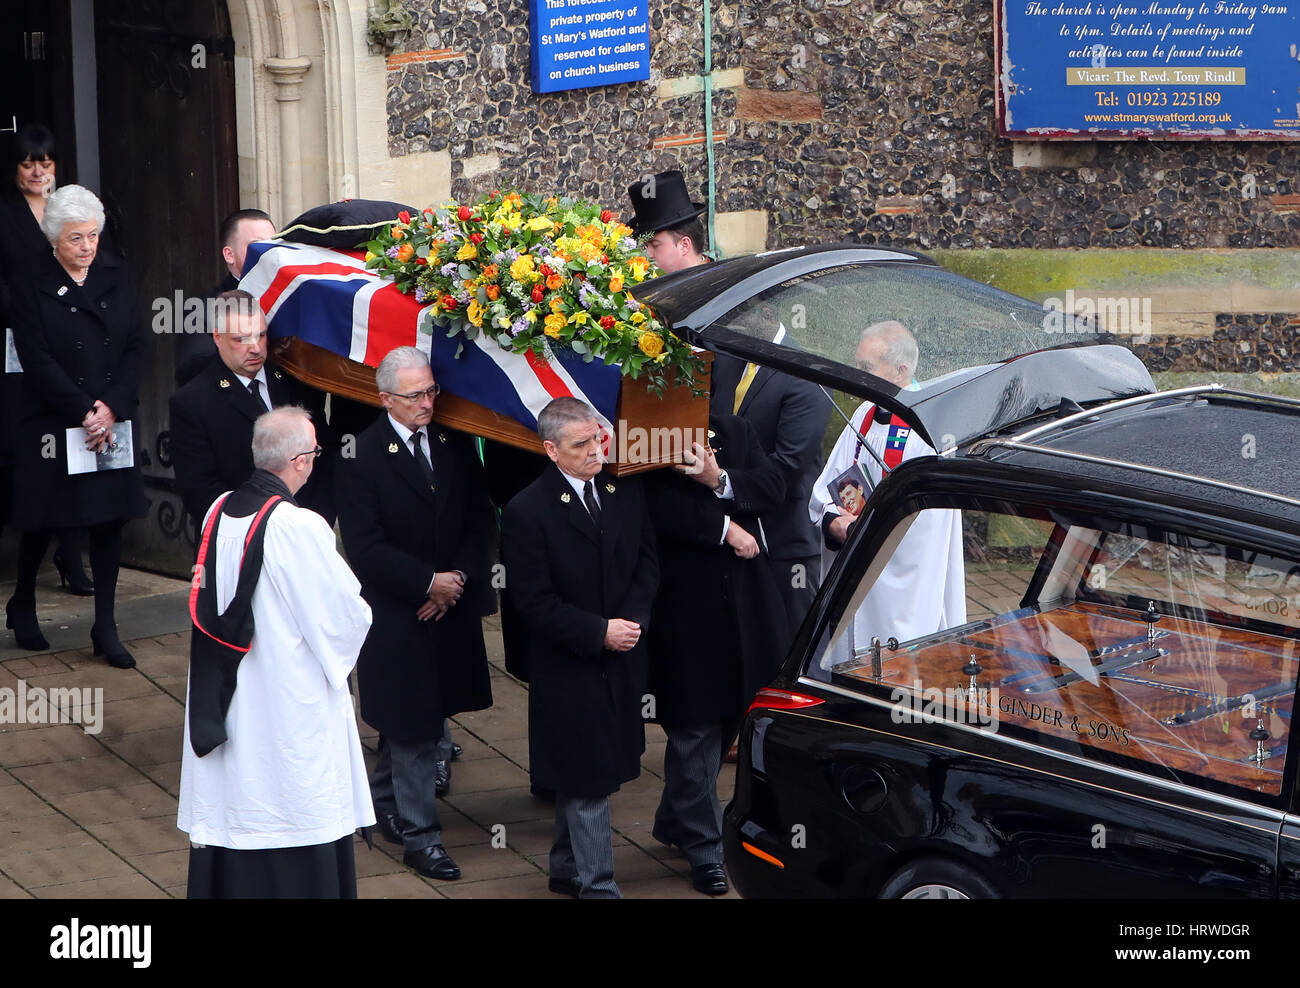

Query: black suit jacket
[[502, 464, 658, 797], [168, 354, 335, 528], [646, 413, 790, 726], [711, 353, 830, 561], [337, 415, 496, 743]]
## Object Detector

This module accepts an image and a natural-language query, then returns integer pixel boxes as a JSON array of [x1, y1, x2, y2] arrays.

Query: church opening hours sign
[[996, 0, 1300, 138], [529, 0, 651, 93]]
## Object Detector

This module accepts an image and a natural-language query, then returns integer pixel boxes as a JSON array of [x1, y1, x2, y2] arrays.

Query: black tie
[[248, 378, 270, 413], [583, 480, 601, 529], [411, 431, 436, 490]]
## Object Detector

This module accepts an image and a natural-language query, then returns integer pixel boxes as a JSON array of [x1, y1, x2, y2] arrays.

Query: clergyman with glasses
[[335, 345, 496, 881], [168, 289, 335, 529]]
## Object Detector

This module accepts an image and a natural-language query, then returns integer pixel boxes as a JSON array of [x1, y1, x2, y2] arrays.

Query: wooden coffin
[[272, 337, 713, 476]]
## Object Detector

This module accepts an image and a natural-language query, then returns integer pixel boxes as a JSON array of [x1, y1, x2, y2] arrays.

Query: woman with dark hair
[[6, 183, 147, 667], [0, 123, 96, 596]]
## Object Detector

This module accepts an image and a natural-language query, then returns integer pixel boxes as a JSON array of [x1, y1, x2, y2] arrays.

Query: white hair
[[41, 184, 106, 243], [859, 320, 919, 377], [376, 346, 429, 394], [252, 406, 313, 473]]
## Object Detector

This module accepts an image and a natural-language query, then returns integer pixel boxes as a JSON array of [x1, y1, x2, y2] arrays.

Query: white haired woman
[[0, 124, 98, 596], [6, 183, 146, 667]]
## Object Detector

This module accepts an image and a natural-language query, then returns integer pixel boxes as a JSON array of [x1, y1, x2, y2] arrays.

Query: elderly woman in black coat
[[6, 183, 146, 667], [0, 124, 97, 595]]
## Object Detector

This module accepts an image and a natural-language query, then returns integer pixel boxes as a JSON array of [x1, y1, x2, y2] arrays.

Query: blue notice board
[[529, 0, 651, 93], [997, 0, 1300, 138]]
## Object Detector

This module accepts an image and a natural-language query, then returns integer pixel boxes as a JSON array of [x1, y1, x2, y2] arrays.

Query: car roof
[[633, 243, 1155, 449], [974, 387, 1300, 528]]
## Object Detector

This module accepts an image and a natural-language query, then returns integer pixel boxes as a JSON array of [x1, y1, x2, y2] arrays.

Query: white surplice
[[178, 499, 376, 849], [808, 401, 967, 670]]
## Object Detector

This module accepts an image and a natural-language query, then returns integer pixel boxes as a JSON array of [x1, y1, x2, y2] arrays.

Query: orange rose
[[486, 284, 500, 300], [390, 226, 405, 240], [544, 313, 566, 338], [395, 243, 415, 263], [482, 263, 499, 279], [608, 273, 624, 293], [546, 274, 563, 291]]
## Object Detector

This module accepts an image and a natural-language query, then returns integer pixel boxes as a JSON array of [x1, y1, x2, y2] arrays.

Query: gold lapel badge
[[560, 491, 571, 503], [707, 429, 716, 439], [387, 442, 400, 453], [272, 368, 283, 380], [605, 482, 615, 494], [219, 379, 231, 389], [437, 432, 448, 443]]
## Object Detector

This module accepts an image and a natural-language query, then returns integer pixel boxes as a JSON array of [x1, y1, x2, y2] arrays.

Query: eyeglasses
[[292, 445, 323, 461], [386, 384, 441, 402]]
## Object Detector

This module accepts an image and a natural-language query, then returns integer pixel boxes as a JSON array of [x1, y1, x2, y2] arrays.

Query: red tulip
[[470, 232, 485, 244], [531, 284, 545, 303], [600, 210, 613, 223], [397, 210, 411, 224], [457, 205, 473, 222]]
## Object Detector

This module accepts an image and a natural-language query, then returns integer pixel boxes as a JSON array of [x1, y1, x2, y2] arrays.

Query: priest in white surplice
[[809, 321, 966, 671], [179, 407, 375, 898]]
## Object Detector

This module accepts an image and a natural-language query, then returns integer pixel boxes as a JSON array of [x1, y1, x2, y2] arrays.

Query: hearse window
[[812, 506, 1297, 803]]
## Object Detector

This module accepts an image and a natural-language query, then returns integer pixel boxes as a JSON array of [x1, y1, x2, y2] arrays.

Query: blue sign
[[997, 0, 1300, 138], [529, 0, 651, 94]]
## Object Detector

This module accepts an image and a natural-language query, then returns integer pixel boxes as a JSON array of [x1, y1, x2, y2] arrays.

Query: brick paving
[[0, 565, 736, 899]]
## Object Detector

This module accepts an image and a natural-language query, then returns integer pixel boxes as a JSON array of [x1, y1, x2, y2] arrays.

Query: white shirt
[[234, 368, 270, 403], [386, 413, 433, 471], [808, 401, 967, 668], [559, 468, 600, 509], [178, 499, 375, 849]]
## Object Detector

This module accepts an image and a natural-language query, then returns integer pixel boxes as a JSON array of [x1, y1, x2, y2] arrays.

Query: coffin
[[271, 336, 712, 476], [243, 234, 712, 476]]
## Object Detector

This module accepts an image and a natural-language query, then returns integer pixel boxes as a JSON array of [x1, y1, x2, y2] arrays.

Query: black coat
[[337, 414, 496, 744], [168, 354, 335, 528], [502, 464, 658, 797], [8, 248, 146, 531], [646, 413, 790, 727], [711, 353, 830, 561]]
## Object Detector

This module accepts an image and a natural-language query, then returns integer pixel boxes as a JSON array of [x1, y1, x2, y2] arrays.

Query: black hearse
[[635, 245, 1300, 898]]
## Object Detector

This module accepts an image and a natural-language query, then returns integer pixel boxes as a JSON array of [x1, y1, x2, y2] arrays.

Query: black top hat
[[626, 170, 706, 237]]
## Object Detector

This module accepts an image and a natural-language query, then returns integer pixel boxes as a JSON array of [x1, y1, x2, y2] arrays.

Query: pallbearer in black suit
[[502, 398, 658, 898], [646, 413, 789, 895], [168, 291, 334, 529], [336, 346, 495, 881], [711, 342, 830, 636]]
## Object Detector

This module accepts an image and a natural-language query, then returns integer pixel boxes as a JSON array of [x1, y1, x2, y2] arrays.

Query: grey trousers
[[370, 734, 443, 852], [551, 793, 620, 899], [653, 722, 725, 868]]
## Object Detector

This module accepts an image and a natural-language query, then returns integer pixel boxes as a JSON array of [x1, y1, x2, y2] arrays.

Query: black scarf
[[187, 471, 297, 757]]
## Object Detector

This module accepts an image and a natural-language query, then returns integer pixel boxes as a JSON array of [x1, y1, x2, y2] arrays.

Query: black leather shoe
[[450, 743, 463, 761], [548, 875, 582, 898], [434, 759, 451, 797], [375, 812, 406, 846], [91, 625, 136, 669], [690, 863, 729, 896], [5, 599, 49, 652], [404, 845, 461, 880]]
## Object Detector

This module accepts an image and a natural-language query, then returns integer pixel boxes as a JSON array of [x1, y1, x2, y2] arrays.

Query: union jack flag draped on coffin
[[238, 240, 622, 434]]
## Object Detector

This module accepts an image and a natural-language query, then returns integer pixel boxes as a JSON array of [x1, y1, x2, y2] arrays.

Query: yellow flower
[[569, 311, 589, 325], [629, 311, 647, 325], [457, 242, 478, 261], [555, 236, 581, 255], [608, 271, 624, 294], [364, 251, 377, 262], [637, 331, 664, 357], [578, 242, 601, 263], [610, 222, 633, 240], [525, 308, 539, 323], [495, 314, 512, 329], [544, 313, 566, 338], [510, 255, 535, 280], [527, 216, 555, 232], [549, 297, 565, 315], [467, 300, 484, 327]]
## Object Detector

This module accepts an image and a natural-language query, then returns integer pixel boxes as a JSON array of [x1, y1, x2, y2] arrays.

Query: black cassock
[[646, 413, 791, 728]]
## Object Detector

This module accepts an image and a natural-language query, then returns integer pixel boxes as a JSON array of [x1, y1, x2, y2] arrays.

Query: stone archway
[[225, 0, 449, 224]]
